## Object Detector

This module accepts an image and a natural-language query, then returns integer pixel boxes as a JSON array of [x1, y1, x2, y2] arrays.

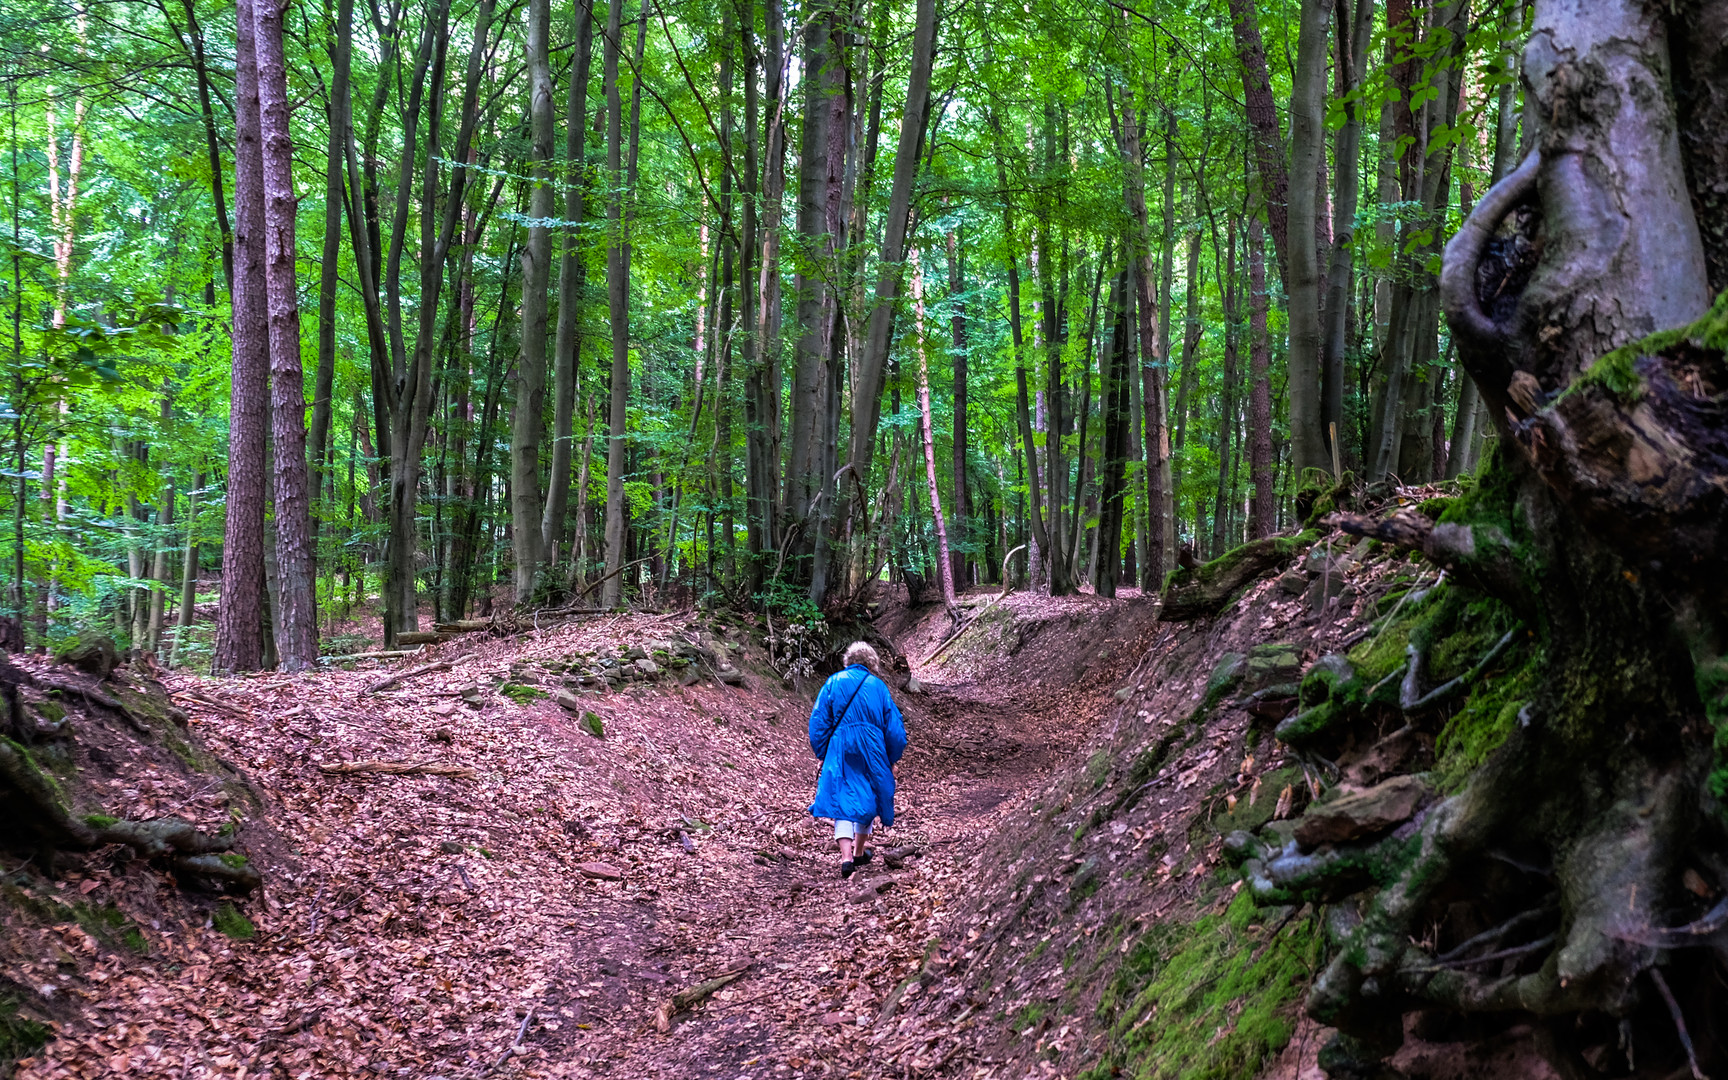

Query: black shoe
[[840, 860, 856, 879], [853, 848, 873, 867]]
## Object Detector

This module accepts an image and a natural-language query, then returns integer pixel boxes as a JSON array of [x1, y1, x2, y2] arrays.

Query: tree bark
[[214, 0, 269, 674], [1284, 0, 1332, 477], [512, 0, 555, 602], [846, 0, 936, 496], [255, 0, 317, 669], [542, 0, 594, 568], [1246, 215, 1275, 539], [600, 0, 630, 608]]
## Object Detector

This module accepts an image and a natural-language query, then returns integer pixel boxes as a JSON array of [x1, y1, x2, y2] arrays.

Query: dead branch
[[363, 660, 453, 694], [652, 965, 749, 1031], [433, 619, 494, 633], [322, 648, 425, 662], [315, 759, 477, 779]]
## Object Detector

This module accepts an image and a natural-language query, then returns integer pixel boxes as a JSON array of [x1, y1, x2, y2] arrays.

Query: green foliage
[[1084, 893, 1321, 1080]]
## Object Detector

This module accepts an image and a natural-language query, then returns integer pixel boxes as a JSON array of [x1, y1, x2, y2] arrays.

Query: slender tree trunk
[[910, 252, 957, 621], [1211, 217, 1239, 555], [1322, 0, 1375, 469], [215, 0, 270, 673], [1247, 215, 1275, 538], [948, 225, 968, 590], [601, 0, 630, 608], [544, 0, 595, 567], [846, 0, 936, 491], [1117, 98, 1169, 587], [310, 0, 353, 537], [256, 0, 317, 668], [1225, 0, 1291, 279], [170, 474, 201, 668], [145, 483, 175, 654], [1094, 270, 1132, 598]]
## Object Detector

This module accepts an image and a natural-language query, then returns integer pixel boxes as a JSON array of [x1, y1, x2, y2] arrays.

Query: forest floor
[[7, 586, 1155, 1080]]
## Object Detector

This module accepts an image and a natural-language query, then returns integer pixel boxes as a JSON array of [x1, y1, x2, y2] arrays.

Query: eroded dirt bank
[[4, 591, 1156, 1079]]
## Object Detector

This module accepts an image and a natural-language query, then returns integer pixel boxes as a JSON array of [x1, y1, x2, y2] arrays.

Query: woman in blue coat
[[808, 641, 907, 878]]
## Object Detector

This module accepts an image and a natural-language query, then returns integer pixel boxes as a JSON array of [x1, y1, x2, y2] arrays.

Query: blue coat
[[808, 665, 907, 828]]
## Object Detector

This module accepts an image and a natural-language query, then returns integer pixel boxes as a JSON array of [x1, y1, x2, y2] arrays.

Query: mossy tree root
[[0, 737, 260, 892]]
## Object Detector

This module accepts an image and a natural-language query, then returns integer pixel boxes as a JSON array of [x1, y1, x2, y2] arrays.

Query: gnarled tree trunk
[[1276, 2, 1728, 1074]]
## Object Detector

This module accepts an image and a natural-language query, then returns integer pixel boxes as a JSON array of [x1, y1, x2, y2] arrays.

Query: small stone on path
[[575, 862, 624, 881]]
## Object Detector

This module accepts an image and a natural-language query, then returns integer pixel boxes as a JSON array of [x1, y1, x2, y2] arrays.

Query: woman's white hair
[[843, 641, 881, 670]]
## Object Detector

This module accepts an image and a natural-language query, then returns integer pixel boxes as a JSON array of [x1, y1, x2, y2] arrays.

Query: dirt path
[[543, 667, 1074, 1079], [9, 598, 1154, 1080]]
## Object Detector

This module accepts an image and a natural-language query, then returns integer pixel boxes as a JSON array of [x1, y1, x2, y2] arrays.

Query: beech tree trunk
[[542, 0, 594, 569], [1283, 0, 1331, 477], [511, 0, 554, 602], [1246, 216, 1274, 539], [600, 0, 630, 608], [910, 252, 958, 622], [214, 0, 269, 674]]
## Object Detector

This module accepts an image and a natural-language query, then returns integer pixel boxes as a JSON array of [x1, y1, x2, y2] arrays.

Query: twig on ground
[[315, 760, 477, 779], [652, 965, 750, 1031], [363, 660, 453, 694]]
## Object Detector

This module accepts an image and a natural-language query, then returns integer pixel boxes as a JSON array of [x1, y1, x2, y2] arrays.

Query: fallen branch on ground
[[363, 660, 453, 694], [316, 760, 477, 779], [652, 965, 749, 1031], [433, 619, 494, 633], [321, 648, 425, 662]]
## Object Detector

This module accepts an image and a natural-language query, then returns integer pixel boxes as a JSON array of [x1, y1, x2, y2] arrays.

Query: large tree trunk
[[214, 0, 270, 674], [255, 0, 317, 669], [542, 0, 594, 569], [511, 0, 554, 602], [1321, 0, 1375, 469], [1283, 0, 1332, 477], [1266, 2, 1728, 1075]]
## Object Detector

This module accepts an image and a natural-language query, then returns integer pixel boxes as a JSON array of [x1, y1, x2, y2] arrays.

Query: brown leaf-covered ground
[[10, 590, 1152, 1079]]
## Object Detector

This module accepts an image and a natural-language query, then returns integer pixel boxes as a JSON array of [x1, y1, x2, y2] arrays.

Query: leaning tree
[[1261, 1, 1728, 1075]]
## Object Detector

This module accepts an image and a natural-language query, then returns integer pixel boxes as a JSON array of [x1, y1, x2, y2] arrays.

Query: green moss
[[212, 902, 255, 941], [1085, 892, 1322, 1080], [1693, 656, 1728, 801], [82, 813, 118, 829], [1, 995, 50, 1071], [1210, 765, 1306, 837], [1013, 1001, 1050, 1033], [74, 903, 149, 954], [218, 853, 249, 869], [1, 737, 67, 807], [499, 683, 549, 704], [580, 711, 604, 738], [1087, 749, 1112, 790]]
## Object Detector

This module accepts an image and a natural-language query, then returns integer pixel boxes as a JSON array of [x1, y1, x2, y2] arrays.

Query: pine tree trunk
[[256, 0, 317, 668], [215, 0, 270, 673]]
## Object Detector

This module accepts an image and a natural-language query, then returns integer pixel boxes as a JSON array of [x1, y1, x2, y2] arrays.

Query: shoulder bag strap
[[816, 672, 872, 759]]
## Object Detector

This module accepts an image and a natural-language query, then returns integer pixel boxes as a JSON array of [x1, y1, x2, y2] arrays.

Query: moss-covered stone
[[1, 995, 51, 1071], [1161, 531, 1321, 621]]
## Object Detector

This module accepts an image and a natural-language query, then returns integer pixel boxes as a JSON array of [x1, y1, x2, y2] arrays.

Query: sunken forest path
[[553, 664, 1083, 1080]]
